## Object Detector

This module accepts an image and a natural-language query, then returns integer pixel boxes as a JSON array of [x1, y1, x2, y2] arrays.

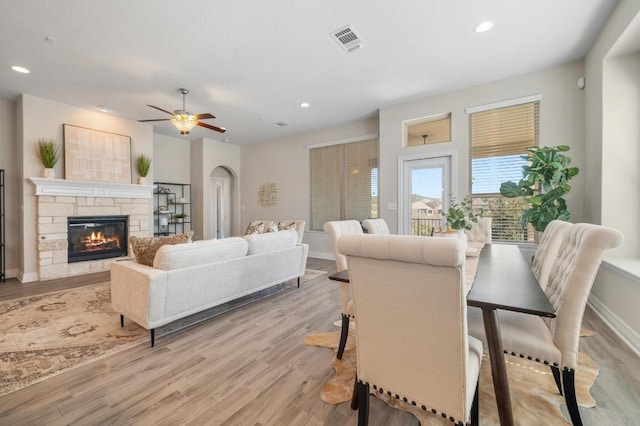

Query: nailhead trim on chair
[[503, 349, 559, 367], [358, 379, 469, 425]]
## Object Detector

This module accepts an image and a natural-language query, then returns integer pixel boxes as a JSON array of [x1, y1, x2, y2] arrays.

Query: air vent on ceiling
[[331, 25, 363, 52], [273, 122, 288, 128]]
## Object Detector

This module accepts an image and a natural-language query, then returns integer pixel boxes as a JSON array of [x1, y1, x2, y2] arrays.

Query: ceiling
[[0, 0, 618, 146]]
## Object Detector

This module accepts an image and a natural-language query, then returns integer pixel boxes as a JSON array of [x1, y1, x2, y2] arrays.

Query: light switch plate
[[388, 203, 397, 210]]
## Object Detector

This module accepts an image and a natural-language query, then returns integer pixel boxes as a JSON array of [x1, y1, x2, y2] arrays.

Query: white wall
[[18, 94, 154, 282], [0, 98, 19, 277], [585, 0, 640, 351], [240, 118, 379, 257], [379, 61, 587, 234], [190, 138, 241, 240], [153, 133, 192, 183]]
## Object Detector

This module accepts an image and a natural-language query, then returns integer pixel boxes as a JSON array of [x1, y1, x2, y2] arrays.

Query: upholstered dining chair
[[468, 222, 623, 426], [339, 234, 482, 426], [464, 217, 492, 244], [323, 220, 363, 359], [530, 219, 574, 292], [361, 218, 390, 234]]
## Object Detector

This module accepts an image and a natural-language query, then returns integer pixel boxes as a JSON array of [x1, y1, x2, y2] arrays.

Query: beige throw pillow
[[245, 222, 264, 236], [130, 232, 193, 266], [277, 220, 296, 231]]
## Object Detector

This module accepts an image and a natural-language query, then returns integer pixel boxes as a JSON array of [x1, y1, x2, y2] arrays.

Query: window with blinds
[[309, 137, 379, 231], [469, 101, 539, 242]]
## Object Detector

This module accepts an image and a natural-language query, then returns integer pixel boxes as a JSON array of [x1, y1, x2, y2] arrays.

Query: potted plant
[[500, 145, 579, 233], [135, 154, 152, 184], [173, 212, 188, 223], [37, 138, 61, 178], [444, 195, 483, 233]]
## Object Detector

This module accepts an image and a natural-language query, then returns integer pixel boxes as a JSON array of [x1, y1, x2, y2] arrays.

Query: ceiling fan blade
[[197, 121, 227, 133], [147, 105, 175, 116], [138, 118, 172, 122], [193, 113, 215, 120]]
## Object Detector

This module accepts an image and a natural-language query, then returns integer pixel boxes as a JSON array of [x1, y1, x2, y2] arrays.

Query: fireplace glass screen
[[68, 216, 128, 263]]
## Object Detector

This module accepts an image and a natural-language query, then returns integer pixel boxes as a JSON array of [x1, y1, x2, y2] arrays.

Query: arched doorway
[[209, 166, 235, 239]]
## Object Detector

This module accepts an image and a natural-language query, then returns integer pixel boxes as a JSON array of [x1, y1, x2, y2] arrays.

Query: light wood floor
[[0, 258, 639, 425]]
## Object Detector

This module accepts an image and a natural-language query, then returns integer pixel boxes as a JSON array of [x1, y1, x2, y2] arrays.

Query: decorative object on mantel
[[36, 138, 61, 178], [135, 154, 152, 185], [63, 124, 132, 184], [258, 182, 278, 207]]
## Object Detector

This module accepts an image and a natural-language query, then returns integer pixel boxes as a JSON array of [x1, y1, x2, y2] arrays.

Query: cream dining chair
[[361, 218, 390, 234], [468, 222, 623, 426], [464, 217, 492, 244], [339, 234, 482, 426], [323, 220, 363, 359]]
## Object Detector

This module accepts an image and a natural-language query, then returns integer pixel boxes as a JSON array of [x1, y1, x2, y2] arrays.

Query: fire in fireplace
[[68, 216, 128, 263]]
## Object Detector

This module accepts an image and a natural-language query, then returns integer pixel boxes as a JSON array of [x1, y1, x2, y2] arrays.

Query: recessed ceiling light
[[273, 122, 288, 128], [299, 102, 310, 108], [475, 21, 494, 33], [97, 105, 111, 112], [11, 65, 30, 74], [222, 138, 230, 143]]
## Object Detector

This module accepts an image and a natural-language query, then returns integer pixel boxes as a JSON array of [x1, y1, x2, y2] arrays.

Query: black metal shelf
[[153, 182, 191, 237]]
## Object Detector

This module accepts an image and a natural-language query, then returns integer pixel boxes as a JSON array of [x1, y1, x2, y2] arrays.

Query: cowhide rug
[[304, 331, 598, 425]]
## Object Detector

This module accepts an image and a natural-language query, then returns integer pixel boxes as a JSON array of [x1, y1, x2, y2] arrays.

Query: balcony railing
[[411, 218, 442, 236]]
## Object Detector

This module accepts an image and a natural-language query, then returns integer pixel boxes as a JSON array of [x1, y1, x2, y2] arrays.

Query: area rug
[[304, 332, 599, 425], [0, 269, 325, 397]]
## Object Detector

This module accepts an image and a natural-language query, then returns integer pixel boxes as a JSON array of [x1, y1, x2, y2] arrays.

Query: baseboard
[[18, 271, 39, 283], [2, 268, 18, 280], [588, 295, 640, 358], [309, 251, 334, 261]]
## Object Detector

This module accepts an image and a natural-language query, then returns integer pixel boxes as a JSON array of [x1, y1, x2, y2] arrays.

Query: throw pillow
[[277, 220, 296, 231], [267, 222, 278, 233], [130, 232, 193, 266], [245, 222, 264, 236]]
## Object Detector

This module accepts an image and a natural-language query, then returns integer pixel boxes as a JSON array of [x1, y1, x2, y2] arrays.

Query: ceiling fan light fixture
[[171, 113, 197, 134]]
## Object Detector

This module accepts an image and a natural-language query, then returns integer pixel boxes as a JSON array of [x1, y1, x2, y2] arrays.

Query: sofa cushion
[[245, 229, 297, 255], [153, 237, 249, 270], [130, 232, 193, 266]]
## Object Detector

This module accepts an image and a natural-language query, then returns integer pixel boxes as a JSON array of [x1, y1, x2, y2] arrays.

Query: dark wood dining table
[[329, 243, 556, 426]]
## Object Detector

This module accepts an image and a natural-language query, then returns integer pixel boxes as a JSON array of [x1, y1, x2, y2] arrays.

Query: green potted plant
[[37, 138, 61, 178], [500, 145, 579, 233], [444, 195, 483, 231], [135, 154, 152, 184], [173, 212, 189, 223]]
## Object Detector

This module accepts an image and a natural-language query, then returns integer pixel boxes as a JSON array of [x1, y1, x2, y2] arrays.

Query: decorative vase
[[456, 229, 468, 248], [43, 168, 55, 179], [138, 176, 146, 185]]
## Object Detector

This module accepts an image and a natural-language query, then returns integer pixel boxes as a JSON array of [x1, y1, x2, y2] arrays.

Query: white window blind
[[309, 138, 379, 231], [469, 101, 539, 242]]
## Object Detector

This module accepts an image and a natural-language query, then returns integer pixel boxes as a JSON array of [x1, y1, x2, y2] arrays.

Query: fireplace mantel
[[30, 178, 154, 199]]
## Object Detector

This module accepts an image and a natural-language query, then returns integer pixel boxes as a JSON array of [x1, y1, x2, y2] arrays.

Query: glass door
[[401, 156, 451, 235]]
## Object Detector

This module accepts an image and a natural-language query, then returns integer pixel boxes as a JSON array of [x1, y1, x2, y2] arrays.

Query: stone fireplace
[[30, 178, 153, 280]]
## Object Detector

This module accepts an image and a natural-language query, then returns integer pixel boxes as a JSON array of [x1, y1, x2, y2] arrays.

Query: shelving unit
[[1, 169, 5, 282], [153, 182, 191, 237]]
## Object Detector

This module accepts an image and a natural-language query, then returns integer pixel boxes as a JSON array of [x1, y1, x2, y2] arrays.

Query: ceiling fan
[[139, 88, 226, 135]]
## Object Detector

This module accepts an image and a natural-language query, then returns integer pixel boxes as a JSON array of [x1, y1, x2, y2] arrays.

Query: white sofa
[[111, 229, 309, 346]]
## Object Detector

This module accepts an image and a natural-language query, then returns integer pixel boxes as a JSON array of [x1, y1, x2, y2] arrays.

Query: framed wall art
[[63, 124, 132, 184]]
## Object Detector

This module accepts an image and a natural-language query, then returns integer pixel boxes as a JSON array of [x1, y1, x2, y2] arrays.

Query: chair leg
[[357, 381, 370, 426], [297, 277, 300, 288], [337, 314, 349, 359], [550, 365, 562, 395], [150, 329, 155, 347], [562, 368, 583, 426], [471, 380, 479, 426], [351, 375, 359, 410], [120, 314, 124, 328]]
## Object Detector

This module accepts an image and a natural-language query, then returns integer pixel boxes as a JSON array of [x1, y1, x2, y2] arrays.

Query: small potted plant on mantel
[[135, 154, 152, 185], [37, 138, 61, 179]]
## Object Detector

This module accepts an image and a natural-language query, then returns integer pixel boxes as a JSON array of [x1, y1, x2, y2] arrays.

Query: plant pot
[[456, 229, 468, 248], [43, 168, 55, 179], [138, 176, 147, 185]]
